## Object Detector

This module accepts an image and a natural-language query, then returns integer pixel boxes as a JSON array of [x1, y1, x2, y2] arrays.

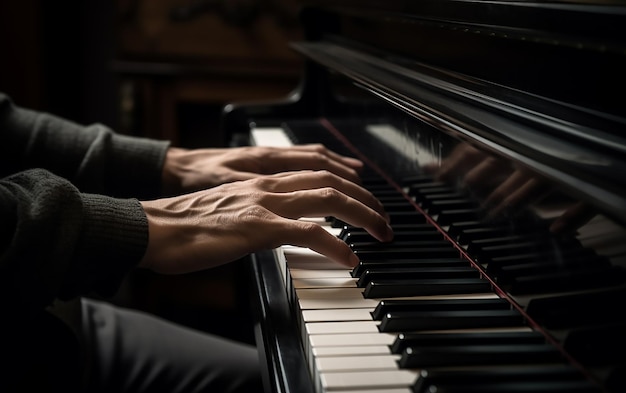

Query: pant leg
[[80, 298, 263, 393]]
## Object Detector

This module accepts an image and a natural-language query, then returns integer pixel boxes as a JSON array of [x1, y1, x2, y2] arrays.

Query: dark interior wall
[[0, 1, 119, 129], [0, 2, 45, 110]]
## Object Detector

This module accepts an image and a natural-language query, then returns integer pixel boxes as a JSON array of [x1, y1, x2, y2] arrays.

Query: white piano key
[[300, 216, 331, 225], [296, 287, 500, 310], [292, 277, 357, 289], [316, 354, 401, 372], [296, 287, 377, 309], [306, 320, 380, 334], [313, 345, 392, 357], [250, 127, 294, 147], [305, 321, 378, 334], [296, 287, 366, 299], [309, 333, 397, 347], [285, 248, 347, 270], [302, 308, 373, 322], [320, 370, 418, 391], [290, 269, 353, 279], [299, 297, 380, 310]]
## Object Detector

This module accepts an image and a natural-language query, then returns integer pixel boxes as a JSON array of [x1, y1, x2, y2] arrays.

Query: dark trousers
[[78, 298, 263, 393]]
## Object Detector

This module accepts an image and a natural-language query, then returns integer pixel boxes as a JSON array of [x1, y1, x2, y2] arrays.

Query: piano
[[220, 1, 626, 392]]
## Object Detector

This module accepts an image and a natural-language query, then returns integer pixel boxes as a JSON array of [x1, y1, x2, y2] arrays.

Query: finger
[[436, 144, 484, 181], [278, 219, 361, 267], [262, 150, 362, 184], [482, 170, 532, 212], [255, 171, 388, 220], [291, 144, 364, 169], [462, 157, 508, 191], [549, 202, 596, 234], [268, 187, 393, 243]]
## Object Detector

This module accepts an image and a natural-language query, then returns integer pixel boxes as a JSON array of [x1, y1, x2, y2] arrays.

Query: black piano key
[[407, 183, 451, 194], [376, 201, 418, 212], [427, 199, 478, 215], [412, 365, 589, 393], [357, 266, 479, 288], [400, 174, 438, 185], [334, 210, 427, 228], [417, 380, 601, 393], [495, 255, 610, 284], [354, 246, 459, 260], [339, 223, 437, 240], [475, 240, 583, 264], [378, 309, 524, 332], [448, 219, 546, 239], [341, 229, 443, 243], [349, 240, 452, 251], [366, 186, 408, 198], [457, 226, 519, 244], [363, 278, 492, 298], [374, 298, 511, 320], [413, 188, 464, 205], [418, 192, 468, 209], [387, 211, 428, 225], [351, 258, 469, 278], [526, 288, 626, 329], [509, 265, 626, 295], [366, 183, 396, 191], [398, 343, 563, 368], [564, 323, 626, 366], [447, 220, 490, 238], [486, 248, 597, 273], [436, 208, 484, 225], [391, 331, 545, 354], [465, 234, 566, 256]]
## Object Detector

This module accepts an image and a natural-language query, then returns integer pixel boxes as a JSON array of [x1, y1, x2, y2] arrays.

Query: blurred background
[[0, 0, 304, 343]]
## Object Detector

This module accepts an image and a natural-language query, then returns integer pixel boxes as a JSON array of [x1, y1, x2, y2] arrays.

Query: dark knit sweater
[[0, 92, 169, 314]]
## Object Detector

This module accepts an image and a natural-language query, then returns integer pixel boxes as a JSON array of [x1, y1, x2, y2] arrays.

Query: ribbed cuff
[[63, 194, 149, 298]]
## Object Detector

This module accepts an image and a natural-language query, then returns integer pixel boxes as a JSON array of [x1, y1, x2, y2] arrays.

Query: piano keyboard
[[251, 126, 626, 393]]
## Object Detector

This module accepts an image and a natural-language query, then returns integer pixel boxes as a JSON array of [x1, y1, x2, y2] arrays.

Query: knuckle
[[251, 177, 275, 191], [315, 169, 335, 182], [313, 152, 329, 163], [299, 221, 325, 237], [240, 205, 272, 221], [320, 187, 341, 201]]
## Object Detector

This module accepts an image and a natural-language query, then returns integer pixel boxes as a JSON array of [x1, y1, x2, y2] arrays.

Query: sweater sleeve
[[0, 92, 170, 199], [0, 169, 149, 313], [0, 92, 168, 312]]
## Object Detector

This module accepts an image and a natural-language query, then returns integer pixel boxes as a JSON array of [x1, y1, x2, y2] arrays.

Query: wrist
[[161, 147, 188, 196]]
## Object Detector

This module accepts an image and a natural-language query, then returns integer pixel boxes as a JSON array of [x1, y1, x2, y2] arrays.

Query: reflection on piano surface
[[221, 1, 626, 392]]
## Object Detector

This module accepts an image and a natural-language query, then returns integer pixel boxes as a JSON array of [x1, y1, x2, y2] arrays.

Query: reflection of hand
[[161, 145, 364, 195], [140, 171, 393, 272], [425, 143, 486, 182], [482, 169, 552, 218], [426, 143, 513, 193], [429, 143, 597, 232], [549, 202, 596, 234]]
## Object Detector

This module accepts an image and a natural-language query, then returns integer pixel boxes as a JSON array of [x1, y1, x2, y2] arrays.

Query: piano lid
[[288, 0, 626, 227]]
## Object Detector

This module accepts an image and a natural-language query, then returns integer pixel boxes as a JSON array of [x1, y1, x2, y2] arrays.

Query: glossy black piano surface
[[220, 1, 626, 392]]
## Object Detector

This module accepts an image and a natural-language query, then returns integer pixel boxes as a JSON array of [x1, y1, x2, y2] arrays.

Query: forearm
[[0, 169, 148, 313], [0, 93, 170, 198]]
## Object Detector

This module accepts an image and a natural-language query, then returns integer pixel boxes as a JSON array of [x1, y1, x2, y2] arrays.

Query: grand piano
[[220, 1, 626, 392]]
